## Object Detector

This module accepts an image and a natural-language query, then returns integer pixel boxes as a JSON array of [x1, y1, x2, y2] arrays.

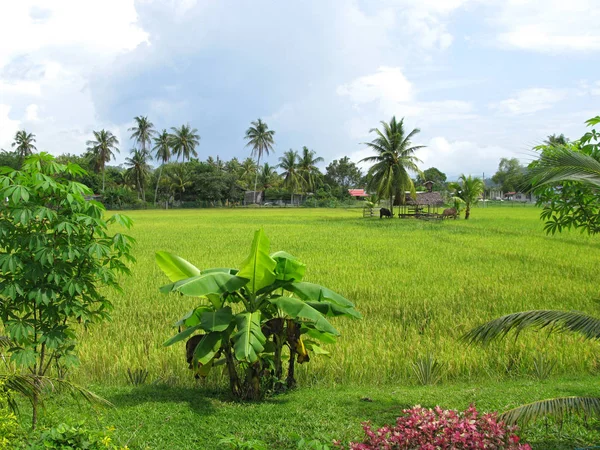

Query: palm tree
[[260, 163, 279, 190], [448, 175, 484, 219], [278, 150, 302, 205], [527, 145, 600, 188], [86, 130, 120, 192], [152, 129, 171, 205], [11, 130, 37, 164], [360, 117, 423, 215], [225, 157, 241, 174], [464, 311, 600, 425], [170, 124, 200, 162], [125, 149, 151, 202], [239, 157, 258, 189], [245, 119, 275, 204], [166, 164, 193, 200], [543, 134, 569, 147], [129, 116, 156, 155], [298, 146, 324, 194]]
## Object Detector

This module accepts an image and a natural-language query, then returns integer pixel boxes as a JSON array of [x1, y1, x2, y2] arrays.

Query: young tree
[[86, 130, 120, 192], [298, 146, 324, 194], [245, 119, 275, 204], [125, 149, 151, 202], [170, 124, 200, 162], [418, 167, 447, 189], [11, 130, 37, 165], [0, 153, 134, 427], [324, 156, 362, 191], [361, 117, 423, 215], [449, 175, 484, 219]]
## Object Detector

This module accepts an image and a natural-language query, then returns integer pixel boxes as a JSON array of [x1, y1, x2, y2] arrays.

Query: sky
[[0, 0, 599, 179]]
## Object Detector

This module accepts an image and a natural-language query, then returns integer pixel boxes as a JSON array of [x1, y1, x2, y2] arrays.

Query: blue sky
[[1, 0, 599, 178]]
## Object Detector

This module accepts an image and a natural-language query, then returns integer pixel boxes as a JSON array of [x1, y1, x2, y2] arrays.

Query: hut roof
[[394, 191, 444, 206], [348, 189, 369, 197]]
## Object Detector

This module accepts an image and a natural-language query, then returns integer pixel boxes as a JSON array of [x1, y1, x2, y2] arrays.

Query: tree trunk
[[390, 193, 394, 215], [223, 342, 240, 398], [102, 168, 106, 192], [154, 164, 163, 206], [465, 205, 470, 219], [253, 155, 261, 204], [286, 320, 299, 389]]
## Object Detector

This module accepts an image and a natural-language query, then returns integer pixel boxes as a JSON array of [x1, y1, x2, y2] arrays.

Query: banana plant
[[157, 229, 361, 400]]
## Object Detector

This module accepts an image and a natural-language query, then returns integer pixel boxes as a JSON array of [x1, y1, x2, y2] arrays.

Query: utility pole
[[482, 172, 485, 207]]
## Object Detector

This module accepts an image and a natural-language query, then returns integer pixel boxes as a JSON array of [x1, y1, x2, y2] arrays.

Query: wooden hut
[[395, 181, 444, 219]]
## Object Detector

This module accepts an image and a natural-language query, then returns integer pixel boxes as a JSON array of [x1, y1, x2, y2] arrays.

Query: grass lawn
[[10, 206, 600, 448]]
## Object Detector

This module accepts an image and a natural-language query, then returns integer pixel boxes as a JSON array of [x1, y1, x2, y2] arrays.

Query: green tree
[[125, 149, 151, 202], [238, 157, 258, 190], [278, 150, 302, 205], [492, 158, 525, 193], [86, 129, 120, 192], [543, 133, 569, 147], [324, 156, 362, 192], [170, 124, 200, 162], [152, 129, 172, 206], [259, 163, 279, 190], [128, 116, 156, 155], [360, 116, 423, 215], [157, 229, 360, 400], [529, 116, 600, 235], [449, 175, 484, 220], [418, 167, 447, 189], [298, 146, 324, 194], [0, 150, 20, 170], [11, 130, 37, 165], [0, 153, 134, 427], [245, 119, 275, 204]]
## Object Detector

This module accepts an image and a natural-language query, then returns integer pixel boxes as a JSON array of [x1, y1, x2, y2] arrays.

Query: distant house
[[504, 191, 536, 202], [244, 190, 263, 205], [348, 189, 369, 199]]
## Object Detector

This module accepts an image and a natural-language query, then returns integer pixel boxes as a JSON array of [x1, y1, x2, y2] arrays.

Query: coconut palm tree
[[11, 130, 37, 165], [170, 124, 200, 162], [238, 157, 258, 189], [125, 149, 151, 202], [245, 119, 275, 204], [448, 175, 484, 220], [129, 116, 156, 155], [152, 129, 171, 205], [298, 146, 324, 194], [360, 117, 423, 215], [86, 130, 120, 192], [543, 134, 569, 147], [279, 149, 302, 205], [527, 145, 600, 188], [166, 164, 193, 200], [260, 163, 279, 190]]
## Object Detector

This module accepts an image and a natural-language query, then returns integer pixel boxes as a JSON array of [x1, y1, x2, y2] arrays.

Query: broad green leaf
[[303, 327, 337, 344], [200, 307, 233, 332], [201, 268, 239, 275], [193, 332, 223, 365], [174, 306, 212, 327], [271, 251, 306, 282], [304, 340, 331, 357], [306, 301, 362, 319], [237, 229, 276, 294], [164, 272, 248, 297], [233, 312, 266, 363], [163, 324, 202, 347], [288, 282, 355, 308], [156, 251, 201, 282], [270, 297, 339, 335]]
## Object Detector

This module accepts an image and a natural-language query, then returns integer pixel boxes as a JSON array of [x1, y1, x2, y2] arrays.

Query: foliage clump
[[0, 153, 135, 426], [158, 229, 360, 400], [336, 405, 530, 449], [26, 422, 128, 450]]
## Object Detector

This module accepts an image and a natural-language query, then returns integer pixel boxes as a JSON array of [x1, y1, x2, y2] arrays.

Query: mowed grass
[[73, 206, 600, 388]]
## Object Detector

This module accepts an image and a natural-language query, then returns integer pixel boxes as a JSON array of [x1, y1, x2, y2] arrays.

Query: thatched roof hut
[[393, 191, 444, 206]]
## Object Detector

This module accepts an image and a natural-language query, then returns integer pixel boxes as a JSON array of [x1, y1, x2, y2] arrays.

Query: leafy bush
[[26, 422, 127, 450], [336, 405, 530, 449], [157, 229, 361, 400]]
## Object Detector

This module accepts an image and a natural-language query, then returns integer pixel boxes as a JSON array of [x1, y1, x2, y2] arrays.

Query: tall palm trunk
[[465, 205, 471, 220], [253, 155, 261, 204], [102, 168, 106, 192], [154, 164, 163, 206]]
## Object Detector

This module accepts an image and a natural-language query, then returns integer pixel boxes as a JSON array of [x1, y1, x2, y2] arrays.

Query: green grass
[[74, 206, 600, 387], [24, 376, 600, 449]]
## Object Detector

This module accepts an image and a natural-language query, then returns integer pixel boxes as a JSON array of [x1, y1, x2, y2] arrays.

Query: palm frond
[[500, 396, 600, 426], [528, 146, 600, 188], [463, 310, 600, 345]]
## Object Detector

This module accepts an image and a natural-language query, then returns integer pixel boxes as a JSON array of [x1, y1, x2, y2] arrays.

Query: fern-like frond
[[500, 396, 600, 426], [528, 147, 600, 188], [463, 310, 600, 345]]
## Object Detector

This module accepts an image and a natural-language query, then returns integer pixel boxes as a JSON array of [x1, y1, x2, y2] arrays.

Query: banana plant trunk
[[223, 342, 240, 397], [286, 319, 299, 389]]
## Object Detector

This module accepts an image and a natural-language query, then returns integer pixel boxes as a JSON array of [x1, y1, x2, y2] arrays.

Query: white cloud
[[336, 66, 413, 105], [0, 105, 21, 149], [492, 0, 600, 52], [0, 1, 148, 155], [491, 88, 567, 115]]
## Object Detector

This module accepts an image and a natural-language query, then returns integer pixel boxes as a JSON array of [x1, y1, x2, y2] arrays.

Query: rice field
[[74, 206, 600, 388]]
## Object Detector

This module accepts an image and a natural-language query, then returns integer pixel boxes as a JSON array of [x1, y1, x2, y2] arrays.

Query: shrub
[[336, 405, 530, 449], [0, 382, 22, 450], [26, 422, 128, 450]]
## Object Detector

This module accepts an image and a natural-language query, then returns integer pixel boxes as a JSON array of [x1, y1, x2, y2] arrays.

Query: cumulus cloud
[[490, 88, 568, 115], [492, 0, 600, 52]]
